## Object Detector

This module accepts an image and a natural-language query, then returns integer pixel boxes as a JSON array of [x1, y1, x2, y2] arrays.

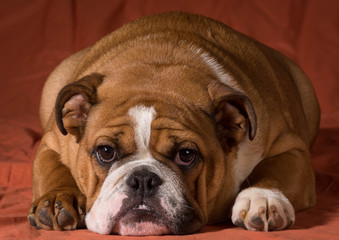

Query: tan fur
[[28, 12, 319, 234]]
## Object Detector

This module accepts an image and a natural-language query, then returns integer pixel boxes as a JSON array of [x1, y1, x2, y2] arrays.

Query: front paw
[[231, 187, 295, 231], [28, 188, 86, 231]]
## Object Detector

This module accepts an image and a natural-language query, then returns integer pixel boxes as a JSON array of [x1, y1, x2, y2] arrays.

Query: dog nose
[[126, 170, 163, 197]]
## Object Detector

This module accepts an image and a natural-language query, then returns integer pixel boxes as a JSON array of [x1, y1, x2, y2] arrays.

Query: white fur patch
[[86, 192, 127, 234], [197, 49, 242, 92], [233, 139, 264, 192], [232, 187, 295, 231], [128, 106, 156, 155], [113, 221, 169, 236]]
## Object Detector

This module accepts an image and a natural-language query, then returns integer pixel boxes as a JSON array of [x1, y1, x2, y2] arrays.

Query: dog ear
[[55, 73, 104, 141], [208, 81, 257, 145]]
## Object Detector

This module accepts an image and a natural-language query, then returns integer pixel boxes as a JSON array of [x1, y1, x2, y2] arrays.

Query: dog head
[[54, 52, 256, 235]]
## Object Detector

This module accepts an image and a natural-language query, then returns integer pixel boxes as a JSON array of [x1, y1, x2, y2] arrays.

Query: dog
[[28, 12, 320, 235]]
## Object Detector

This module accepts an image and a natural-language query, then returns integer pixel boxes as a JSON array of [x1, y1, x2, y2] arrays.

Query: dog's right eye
[[95, 145, 117, 164]]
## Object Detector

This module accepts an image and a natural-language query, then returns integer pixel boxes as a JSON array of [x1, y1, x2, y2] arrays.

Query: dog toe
[[233, 209, 247, 229], [267, 204, 284, 230], [54, 193, 86, 230], [54, 200, 75, 229], [34, 198, 56, 230], [38, 206, 54, 228], [28, 206, 39, 228], [57, 208, 75, 229]]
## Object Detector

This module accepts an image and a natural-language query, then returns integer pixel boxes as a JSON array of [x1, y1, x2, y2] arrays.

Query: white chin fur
[[113, 221, 170, 236], [85, 193, 127, 235]]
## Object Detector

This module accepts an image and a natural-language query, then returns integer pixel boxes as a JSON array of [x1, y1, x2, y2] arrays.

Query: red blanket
[[1, 1, 338, 239]]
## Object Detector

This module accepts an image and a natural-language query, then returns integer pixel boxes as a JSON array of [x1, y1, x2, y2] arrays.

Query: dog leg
[[232, 149, 316, 231], [28, 145, 86, 230]]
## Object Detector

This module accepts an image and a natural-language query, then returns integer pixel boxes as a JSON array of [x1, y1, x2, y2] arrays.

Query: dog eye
[[174, 149, 197, 166], [95, 145, 117, 164]]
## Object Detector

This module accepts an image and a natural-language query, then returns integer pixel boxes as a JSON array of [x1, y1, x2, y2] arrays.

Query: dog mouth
[[111, 204, 171, 236]]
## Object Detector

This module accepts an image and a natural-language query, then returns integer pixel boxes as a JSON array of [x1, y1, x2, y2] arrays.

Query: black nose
[[126, 170, 163, 197]]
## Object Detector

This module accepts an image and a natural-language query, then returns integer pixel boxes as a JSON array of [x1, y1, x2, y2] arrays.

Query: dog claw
[[43, 200, 50, 207], [29, 205, 37, 214], [78, 206, 85, 216], [239, 209, 247, 219], [55, 201, 63, 210]]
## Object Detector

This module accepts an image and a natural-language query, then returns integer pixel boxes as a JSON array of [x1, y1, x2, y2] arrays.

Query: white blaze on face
[[128, 105, 156, 154], [86, 105, 187, 235]]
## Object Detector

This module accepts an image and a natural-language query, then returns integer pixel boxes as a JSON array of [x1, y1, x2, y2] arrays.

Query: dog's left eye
[[175, 149, 197, 166], [95, 145, 117, 164]]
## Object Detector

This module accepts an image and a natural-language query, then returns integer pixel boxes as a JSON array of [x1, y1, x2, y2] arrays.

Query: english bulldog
[[28, 12, 320, 235]]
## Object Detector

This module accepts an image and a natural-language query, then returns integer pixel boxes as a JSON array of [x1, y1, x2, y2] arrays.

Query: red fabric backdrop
[[0, 0, 338, 239]]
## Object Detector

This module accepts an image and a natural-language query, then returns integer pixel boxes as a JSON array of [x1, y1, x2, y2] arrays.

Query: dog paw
[[28, 188, 86, 231], [231, 187, 295, 231]]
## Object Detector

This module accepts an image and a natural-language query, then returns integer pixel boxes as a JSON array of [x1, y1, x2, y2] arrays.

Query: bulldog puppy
[[28, 12, 320, 235]]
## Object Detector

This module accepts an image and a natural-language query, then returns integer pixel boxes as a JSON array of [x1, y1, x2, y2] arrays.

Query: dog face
[[55, 56, 256, 235], [83, 103, 207, 235]]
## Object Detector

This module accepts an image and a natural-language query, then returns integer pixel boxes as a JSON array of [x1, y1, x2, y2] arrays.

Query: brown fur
[[28, 12, 319, 233]]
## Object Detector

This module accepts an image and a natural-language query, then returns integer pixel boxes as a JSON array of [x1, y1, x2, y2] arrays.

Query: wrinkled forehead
[[83, 96, 217, 164], [87, 97, 213, 137], [86, 103, 175, 140]]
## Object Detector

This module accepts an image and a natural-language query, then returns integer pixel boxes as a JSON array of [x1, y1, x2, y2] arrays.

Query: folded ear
[[208, 81, 257, 145], [55, 73, 104, 141]]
